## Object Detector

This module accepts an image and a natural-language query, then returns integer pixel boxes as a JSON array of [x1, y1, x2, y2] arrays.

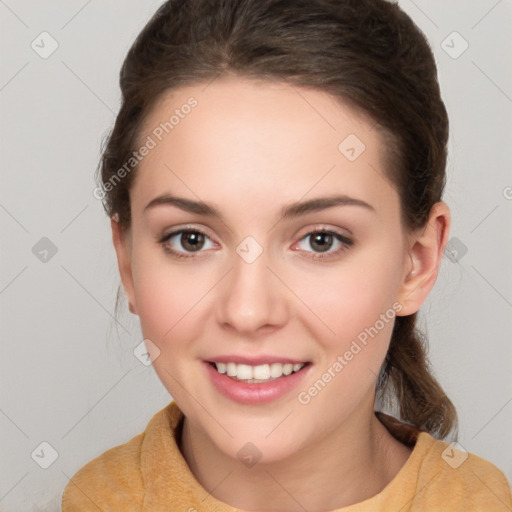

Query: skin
[[112, 74, 450, 511]]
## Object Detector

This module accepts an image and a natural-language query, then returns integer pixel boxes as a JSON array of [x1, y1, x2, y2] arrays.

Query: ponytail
[[377, 314, 458, 440]]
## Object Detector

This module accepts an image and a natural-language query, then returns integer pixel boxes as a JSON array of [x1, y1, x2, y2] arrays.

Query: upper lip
[[205, 355, 309, 365]]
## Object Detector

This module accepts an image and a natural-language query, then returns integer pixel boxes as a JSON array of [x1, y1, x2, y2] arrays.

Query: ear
[[111, 216, 138, 315], [396, 201, 451, 316]]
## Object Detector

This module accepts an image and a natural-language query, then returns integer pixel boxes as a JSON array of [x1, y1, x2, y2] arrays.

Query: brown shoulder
[[61, 432, 145, 512]]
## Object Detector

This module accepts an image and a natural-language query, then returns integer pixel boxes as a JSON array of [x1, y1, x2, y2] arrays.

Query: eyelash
[[158, 227, 354, 261]]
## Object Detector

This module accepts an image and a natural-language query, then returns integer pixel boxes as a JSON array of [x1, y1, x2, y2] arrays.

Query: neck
[[179, 401, 412, 511]]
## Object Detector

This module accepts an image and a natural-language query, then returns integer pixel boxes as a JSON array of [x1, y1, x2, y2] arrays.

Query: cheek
[[131, 250, 210, 345], [288, 242, 404, 396], [298, 253, 402, 343], [293, 264, 400, 421]]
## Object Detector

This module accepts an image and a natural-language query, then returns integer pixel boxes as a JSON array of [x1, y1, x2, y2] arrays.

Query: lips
[[203, 357, 312, 404]]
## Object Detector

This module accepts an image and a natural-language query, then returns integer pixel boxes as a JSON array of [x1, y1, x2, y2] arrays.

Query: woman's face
[[115, 75, 417, 462]]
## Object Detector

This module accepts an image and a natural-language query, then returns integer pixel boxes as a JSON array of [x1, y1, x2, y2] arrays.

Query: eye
[[159, 229, 216, 258], [294, 229, 353, 259]]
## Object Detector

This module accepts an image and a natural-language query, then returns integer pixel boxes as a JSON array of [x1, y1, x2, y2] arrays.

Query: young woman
[[62, 0, 511, 510]]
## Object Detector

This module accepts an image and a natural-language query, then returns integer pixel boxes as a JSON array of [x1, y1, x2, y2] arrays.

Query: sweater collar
[[140, 400, 433, 511]]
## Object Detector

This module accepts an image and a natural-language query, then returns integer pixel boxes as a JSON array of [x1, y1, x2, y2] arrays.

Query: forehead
[[132, 75, 398, 216]]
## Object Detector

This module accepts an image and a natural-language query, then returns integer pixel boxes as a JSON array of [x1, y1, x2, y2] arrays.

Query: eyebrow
[[143, 194, 376, 219]]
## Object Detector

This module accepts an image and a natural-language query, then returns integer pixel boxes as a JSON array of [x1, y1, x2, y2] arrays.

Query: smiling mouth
[[207, 361, 310, 383]]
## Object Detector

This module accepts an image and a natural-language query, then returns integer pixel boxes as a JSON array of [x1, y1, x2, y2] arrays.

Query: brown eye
[[309, 232, 334, 252], [180, 231, 205, 252], [295, 229, 353, 260], [159, 228, 215, 257]]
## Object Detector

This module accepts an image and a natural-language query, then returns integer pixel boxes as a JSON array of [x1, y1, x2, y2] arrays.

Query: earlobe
[[396, 202, 451, 316], [111, 217, 138, 316]]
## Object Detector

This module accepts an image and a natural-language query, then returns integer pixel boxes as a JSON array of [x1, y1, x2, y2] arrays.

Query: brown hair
[[98, 0, 457, 439]]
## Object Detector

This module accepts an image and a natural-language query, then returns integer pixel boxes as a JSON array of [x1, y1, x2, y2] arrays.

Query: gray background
[[1, 1, 511, 510]]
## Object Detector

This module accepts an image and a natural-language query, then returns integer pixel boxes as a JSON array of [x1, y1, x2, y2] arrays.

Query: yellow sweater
[[62, 401, 512, 511]]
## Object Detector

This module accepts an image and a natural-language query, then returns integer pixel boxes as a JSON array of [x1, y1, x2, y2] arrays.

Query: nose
[[215, 248, 289, 336]]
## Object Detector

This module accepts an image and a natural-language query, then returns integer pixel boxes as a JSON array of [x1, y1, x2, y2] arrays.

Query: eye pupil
[[181, 231, 204, 251], [310, 233, 333, 252]]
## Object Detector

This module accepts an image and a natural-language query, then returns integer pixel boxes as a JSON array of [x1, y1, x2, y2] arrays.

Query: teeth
[[226, 362, 237, 377], [214, 361, 305, 381], [253, 364, 270, 380], [270, 363, 283, 378], [282, 363, 293, 376], [237, 364, 253, 380]]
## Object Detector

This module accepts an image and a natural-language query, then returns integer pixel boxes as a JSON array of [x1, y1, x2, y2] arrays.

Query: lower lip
[[204, 361, 311, 405]]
